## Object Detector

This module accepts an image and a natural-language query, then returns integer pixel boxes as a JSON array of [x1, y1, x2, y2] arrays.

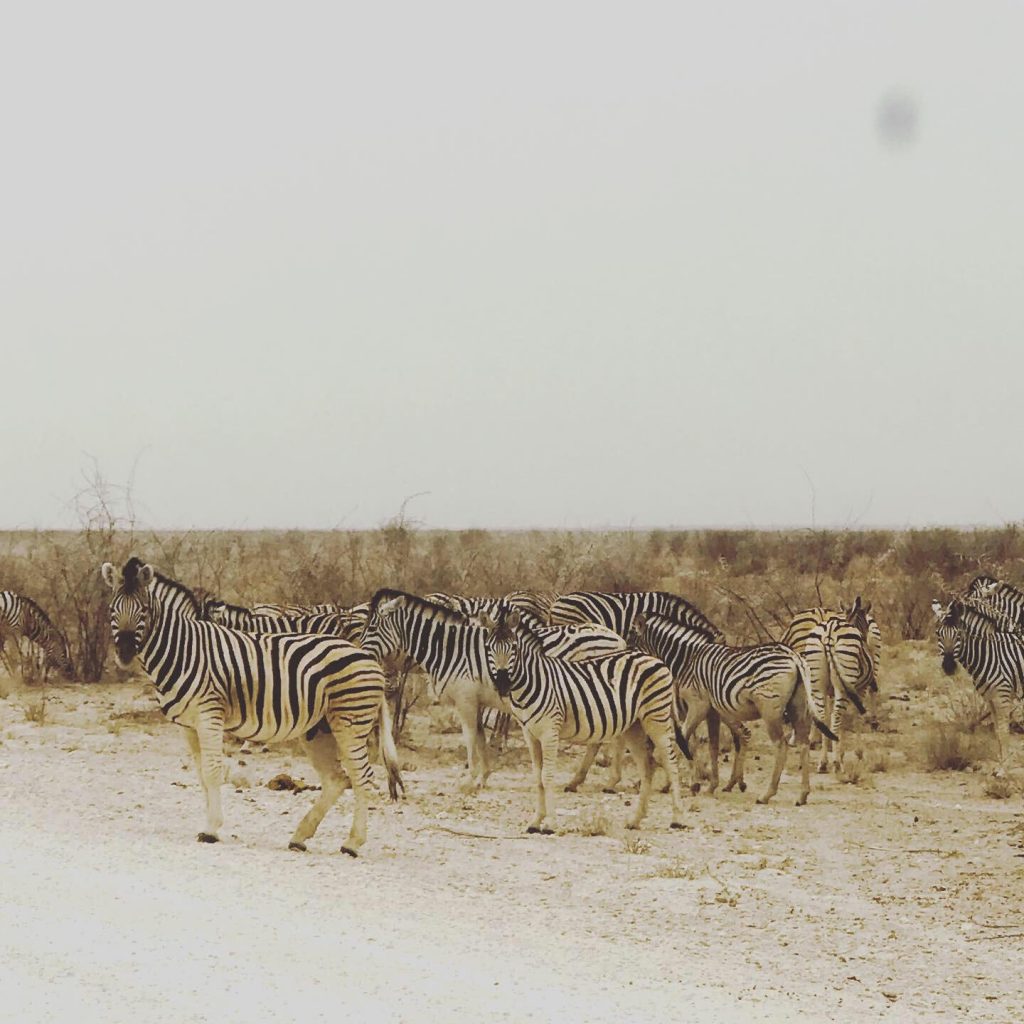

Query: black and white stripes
[[102, 558, 401, 855]]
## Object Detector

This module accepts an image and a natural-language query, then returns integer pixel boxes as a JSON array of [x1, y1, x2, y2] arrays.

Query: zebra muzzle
[[114, 632, 138, 666], [493, 670, 512, 696], [941, 653, 957, 676]]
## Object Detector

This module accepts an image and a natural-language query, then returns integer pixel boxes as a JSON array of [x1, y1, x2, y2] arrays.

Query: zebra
[[483, 608, 687, 832], [102, 558, 402, 855], [0, 591, 75, 681], [932, 597, 1024, 761], [360, 589, 514, 791], [965, 575, 1024, 631], [204, 599, 366, 643], [428, 590, 555, 624], [782, 600, 877, 773], [548, 590, 722, 639], [627, 612, 834, 805]]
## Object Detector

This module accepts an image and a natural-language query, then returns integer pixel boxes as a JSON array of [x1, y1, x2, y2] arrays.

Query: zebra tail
[[671, 689, 692, 761], [797, 652, 838, 742], [378, 696, 405, 800], [823, 641, 866, 716]]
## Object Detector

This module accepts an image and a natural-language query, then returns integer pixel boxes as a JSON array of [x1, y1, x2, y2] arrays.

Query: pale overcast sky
[[2, 2, 1022, 530]]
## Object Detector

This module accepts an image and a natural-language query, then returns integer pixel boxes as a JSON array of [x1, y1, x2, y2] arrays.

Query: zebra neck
[[403, 615, 482, 681], [137, 600, 193, 694]]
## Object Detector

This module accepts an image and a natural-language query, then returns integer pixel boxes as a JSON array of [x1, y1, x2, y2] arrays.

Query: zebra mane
[[646, 591, 722, 639], [949, 598, 1020, 635], [122, 558, 203, 617], [368, 588, 472, 624]]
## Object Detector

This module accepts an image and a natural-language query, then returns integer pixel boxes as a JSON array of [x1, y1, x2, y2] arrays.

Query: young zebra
[[932, 598, 1024, 760], [627, 613, 834, 806], [548, 590, 722, 640], [102, 559, 402, 855], [0, 591, 75, 681], [782, 600, 877, 773], [483, 609, 687, 833]]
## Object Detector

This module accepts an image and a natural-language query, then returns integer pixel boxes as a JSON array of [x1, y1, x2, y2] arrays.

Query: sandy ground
[[2, 659, 1024, 1024]]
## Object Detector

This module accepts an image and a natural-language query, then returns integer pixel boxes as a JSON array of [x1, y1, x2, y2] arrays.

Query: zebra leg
[[189, 718, 226, 843], [723, 718, 747, 794], [605, 738, 625, 793], [793, 718, 811, 806], [522, 727, 548, 832], [451, 687, 485, 792], [705, 709, 721, 795], [679, 698, 710, 794], [622, 723, 655, 829], [288, 730, 349, 852], [527, 725, 559, 834], [989, 691, 1013, 766], [329, 716, 375, 856], [564, 742, 601, 792], [756, 718, 788, 805]]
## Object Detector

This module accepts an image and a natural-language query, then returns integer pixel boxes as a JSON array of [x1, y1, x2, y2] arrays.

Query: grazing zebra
[[483, 609, 687, 832], [782, 600, 876, 773], [965, 575, 1024, 631], [627, 613, 833, 805], [0, 591, 75, 680], [932, 598, 1024, 760], [548, 590, 722, 640], [102, 559, 402, 855], [205, 599, 366, 643], [360, 589, 514, 790]]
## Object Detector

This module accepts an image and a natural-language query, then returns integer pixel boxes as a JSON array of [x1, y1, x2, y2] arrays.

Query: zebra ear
[[479, 612, 497, 630], [101, 562, 118, 589], [378, 597, 401, 617], [138, 564, 155, 589], [634, 612, 647, 632], [505, 609, 520, 630], [931, 600, 946, 621]]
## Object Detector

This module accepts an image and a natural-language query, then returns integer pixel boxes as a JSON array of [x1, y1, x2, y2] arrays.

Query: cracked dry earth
[[1, 678, 1023, 1024]]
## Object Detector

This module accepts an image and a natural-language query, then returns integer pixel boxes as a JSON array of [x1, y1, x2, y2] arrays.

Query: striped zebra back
[[548, 590, 721, 640]]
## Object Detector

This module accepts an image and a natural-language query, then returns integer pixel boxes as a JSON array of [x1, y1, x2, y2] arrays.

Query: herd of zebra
[[2, 561, 1023, 856]]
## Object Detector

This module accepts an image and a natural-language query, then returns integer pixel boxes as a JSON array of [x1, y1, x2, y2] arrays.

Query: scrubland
[[2, 525, 1024, 1021]]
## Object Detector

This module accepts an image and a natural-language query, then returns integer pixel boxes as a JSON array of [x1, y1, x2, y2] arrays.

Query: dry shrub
[[622, 835, 650, 855], [983, 776, 1016, 800], [920, 721, 987, 772]]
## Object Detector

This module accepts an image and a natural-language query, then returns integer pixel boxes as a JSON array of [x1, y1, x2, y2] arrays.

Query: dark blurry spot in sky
[[876, 90, 919, 148]]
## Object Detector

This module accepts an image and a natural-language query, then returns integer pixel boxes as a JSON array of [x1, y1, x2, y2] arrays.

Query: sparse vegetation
[[920, 721, 989, 772], [575, 807, 611, 837]]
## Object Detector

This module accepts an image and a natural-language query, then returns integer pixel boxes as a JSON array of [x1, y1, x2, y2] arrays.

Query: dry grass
[[919, 721, 989, 772], [575, 807, 612, 837]]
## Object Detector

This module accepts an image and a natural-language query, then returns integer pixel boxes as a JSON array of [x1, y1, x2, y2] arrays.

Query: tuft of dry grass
[[982, 775, 1015, 800], [919, 721, 988, 772], [622, 835, 650, 855], [575, 807, 611, 837], [649, 857, 698, 880], [22, 699, 46, 725]]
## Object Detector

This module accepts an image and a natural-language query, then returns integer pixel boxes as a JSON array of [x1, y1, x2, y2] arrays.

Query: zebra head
[[841, 596, 873, 638], [482, 609, 521, 698], [101, 558, 156, 668], [932, 599, 960, 676], [361, 591, 407, 662], [625, 612, 650, 652], [966, 575, 999, 600]]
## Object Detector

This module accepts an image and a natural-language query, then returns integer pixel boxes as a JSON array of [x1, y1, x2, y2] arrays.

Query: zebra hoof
[[817, 764, 828, 774], [196, 832, 219, 844], [340, 846, 359, 858], [564, 783, 579, 793], [738, 782, 747, 793], [796, 796, 808, 807], [601, 786, 619, 795], [690, 783, 701, 795], [288, 841, 307, 853], [670, 821, 685, 830]]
